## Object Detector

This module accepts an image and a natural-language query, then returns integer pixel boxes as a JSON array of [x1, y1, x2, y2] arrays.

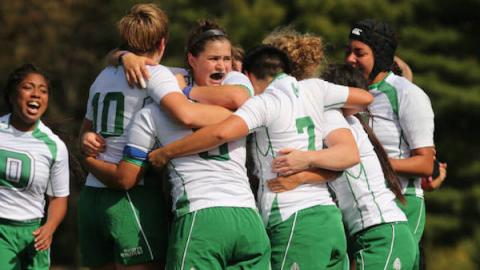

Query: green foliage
[[0, 0, 478, 268]]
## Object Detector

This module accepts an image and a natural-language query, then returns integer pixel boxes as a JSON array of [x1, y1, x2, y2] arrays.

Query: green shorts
[[166, 207, 271, 270], [268, 205, 348, 270], [396, 195, 425, 270], [351, 222, 416, 270], [0, 218, 49, 270], [78, 185, 168, 267]]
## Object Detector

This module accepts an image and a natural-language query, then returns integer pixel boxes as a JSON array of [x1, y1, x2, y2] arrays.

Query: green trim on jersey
[[344, 163, 385, 223], [267, 196, 282, 228], [168, 162, 191, 217], [235, 84, 254, 97], [122, 156, 146, 167], [32, 125, 57, 162], [324, 102, 345, 110], [271, 73, 287, 83], [255, 127, 275, 158], [369, 77, 399, 115]]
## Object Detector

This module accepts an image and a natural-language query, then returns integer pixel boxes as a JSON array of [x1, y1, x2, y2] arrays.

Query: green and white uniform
[[368, 72, 434, 269], [235, 74, 349, 270], [78, 65, 178, 267], [0, 114, 69, 270], [123, 71, 269, 270], [325, 109, 416, 270]]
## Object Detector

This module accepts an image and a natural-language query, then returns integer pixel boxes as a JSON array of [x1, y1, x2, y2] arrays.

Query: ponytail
[[356, 112, 405, 204]]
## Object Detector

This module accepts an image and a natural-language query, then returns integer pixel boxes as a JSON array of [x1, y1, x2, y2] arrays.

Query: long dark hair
[[322, 63, 405, 203], [185, 19, 230, 70], [3, 63, 50, 112]]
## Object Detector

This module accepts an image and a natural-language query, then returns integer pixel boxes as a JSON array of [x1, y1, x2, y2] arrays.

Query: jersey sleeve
[[398, 87, 435, 149], [321, 80, 349, 109], [122, 107, 158, 167], [147, 65, 182, 104], [234, 91, 279, 131], [46, 140, 70, 197], [222, 71, 254, 96], [322, 109, 351, 140]]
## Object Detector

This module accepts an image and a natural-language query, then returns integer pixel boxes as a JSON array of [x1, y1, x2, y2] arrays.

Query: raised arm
[[342, 87, 373, 115], [267, 169, 339, 193], [148, 115, 249, 168], [161, 92, 233, 128], [188, 85, 250, 110]]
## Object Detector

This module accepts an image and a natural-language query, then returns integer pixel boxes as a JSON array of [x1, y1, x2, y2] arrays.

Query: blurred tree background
[[0, 0, 478, 269]]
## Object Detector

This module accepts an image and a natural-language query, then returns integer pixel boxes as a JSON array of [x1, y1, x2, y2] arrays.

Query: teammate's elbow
[[229, 91, 249, 109]]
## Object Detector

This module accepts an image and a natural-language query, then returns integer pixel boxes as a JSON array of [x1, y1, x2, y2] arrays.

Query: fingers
[[127, 69, 138, 88], [277, 148, 295, 155], [140, 65, 151, 81], [272, 156, 288, 168], [125, 71, 133, 88], [271, 165, 294, 176], [32, 228, 52, 251], [267, 180, 286, 193], [134, 66, 146, 88]]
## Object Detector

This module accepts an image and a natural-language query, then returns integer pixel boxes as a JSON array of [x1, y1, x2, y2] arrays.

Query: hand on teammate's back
[[272, 148, 311, 176]]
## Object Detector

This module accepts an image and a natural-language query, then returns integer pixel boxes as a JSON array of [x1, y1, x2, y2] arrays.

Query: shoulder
[[148, 64, 175, 78], [387, 74, 431, 103], [34, 122, 68, 158]]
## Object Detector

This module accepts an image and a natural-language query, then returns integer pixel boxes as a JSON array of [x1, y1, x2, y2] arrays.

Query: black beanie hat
[[349, 19, 397, 80]]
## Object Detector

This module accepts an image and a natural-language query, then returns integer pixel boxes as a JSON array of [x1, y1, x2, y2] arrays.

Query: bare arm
[[84, 157, 144, 190], [148, 115, 249, 168], [267, 169, 340, 193], [32, 196, 68, 251], [342, 87, 374, 115], [189, 85, 250, 110], [272, 128, 360, 175], [161, 92, 233, 128], [389, 147, 435, 177]]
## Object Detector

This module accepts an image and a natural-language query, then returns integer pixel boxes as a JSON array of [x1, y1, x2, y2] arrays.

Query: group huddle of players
[[0, 3, 445, 270]]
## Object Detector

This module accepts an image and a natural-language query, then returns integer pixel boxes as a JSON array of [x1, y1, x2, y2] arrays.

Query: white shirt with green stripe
[[0, 114, 69, 220], [84, 65, 180, 188], [324, 110, 407, 236], [368, 72, 434, 197], [122, 71, 256, 217], [234, 74, 348, 227], [123, 103, 256, 217]]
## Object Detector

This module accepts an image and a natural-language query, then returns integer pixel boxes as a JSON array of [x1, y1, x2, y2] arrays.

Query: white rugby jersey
[[0, 115, 69, 220], [122, 104, 256, 217], [84, 65, 180, 187], [325, 110, 407, 236], [368, 72, 434, 197], [235, 74, 345, 227]]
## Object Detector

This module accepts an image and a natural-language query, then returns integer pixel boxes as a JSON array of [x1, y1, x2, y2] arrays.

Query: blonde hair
[[263, 27, 324, 80], [117, 3, 168, 54]]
